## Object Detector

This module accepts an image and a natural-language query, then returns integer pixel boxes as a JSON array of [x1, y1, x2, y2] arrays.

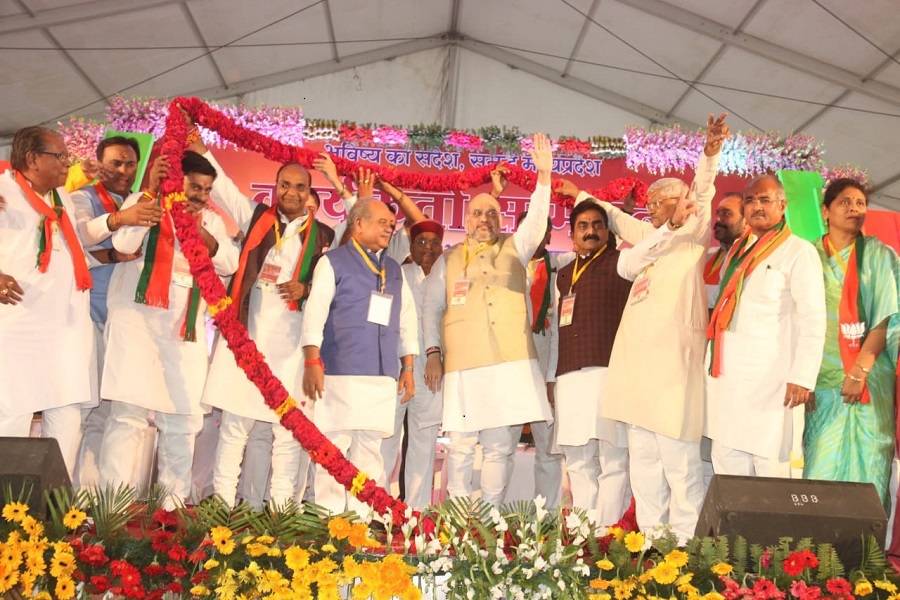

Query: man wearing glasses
[[0, 126, 94, 476], [422, 134, 555, 506], [99, 151, 239, 510]]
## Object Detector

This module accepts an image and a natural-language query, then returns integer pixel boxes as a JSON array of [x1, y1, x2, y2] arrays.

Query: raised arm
[[378, 178, 427, 226], [513, 133, 554, 265], [557, 179, 655, 244]]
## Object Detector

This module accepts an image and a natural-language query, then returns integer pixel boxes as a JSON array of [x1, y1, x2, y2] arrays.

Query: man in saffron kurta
[[199, 154, 334, 509], [99, 152, 239, 509], [302, 198, 418, 515], [557, 114, 729, 542], [422, 134, 555, 506], [0, 127, 93, 476], [705, 175, 826, 478]]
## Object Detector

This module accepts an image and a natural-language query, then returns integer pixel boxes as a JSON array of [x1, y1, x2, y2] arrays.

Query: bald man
[[422, 134, 555, 505]]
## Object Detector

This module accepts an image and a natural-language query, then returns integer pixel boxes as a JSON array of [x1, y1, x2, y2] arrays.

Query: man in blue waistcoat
[[69, 135, 161, 488], [302, 197, 418, 515]]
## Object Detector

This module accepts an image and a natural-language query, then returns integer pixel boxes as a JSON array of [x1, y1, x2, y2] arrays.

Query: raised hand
[[354, 167, 375, 198], [704, 113, 730, 156], [490, 164, 510, 198], [148, 156, 170, 195], [528, 133, 553, 184], [554, 178, 580, 199], [312, 152, 341, 187], [81, 158, 114, 183], [670, 182, 698, 228]]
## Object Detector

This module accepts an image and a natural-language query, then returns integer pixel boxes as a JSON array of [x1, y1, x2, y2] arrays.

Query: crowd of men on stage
[[0, 111, 863, 541]]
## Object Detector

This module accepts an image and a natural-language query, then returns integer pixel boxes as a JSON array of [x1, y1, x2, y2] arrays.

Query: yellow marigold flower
[[34, 591, 52, 600], [62, 507, 87, 530], [2, 502, 29, 522], [639, 571, 653, 583], [246, 542, 269, 557], [0, 549, 21, 570], [327, 517, 353, 540], [241, 534, 255, 545], [596, 558, 615, 571], [55, 576, 76, 600], [606, 526, 624, 541], [210, 525, 233, 543], [590, 578, 612, 590], [623, 531, 645, 553], [275, 397, 297, 418], [19, 572, 35, 596], [191, 584, 211, 596], [652, 562, 679, 585], [710, 562, 733, 576], [284, 546, 310, 572], [0, 566, 20, 593], [702, 592, 725, 600], [875, 580, 899, 593], [665, 549, 689, 568], [213, 537, 236, 555], [589, 595, 612, 600], [20, 515, 43, 538], [49, 552, 76, 578], [25, 553, 46, 577], [322, 543, 337, 553], [204, 559, 220, 569], [855, 579, 874, 597], [255, 534, 275, 545], [350, 471, 369, 496]]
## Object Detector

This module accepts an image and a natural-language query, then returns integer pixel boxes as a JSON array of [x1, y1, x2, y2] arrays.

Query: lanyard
[[569, 244, 607, 293], [274, 214, 310, 252], [826, 236, 849, 273], [463, 239, 493, 270], [352, 238, 386, 293]]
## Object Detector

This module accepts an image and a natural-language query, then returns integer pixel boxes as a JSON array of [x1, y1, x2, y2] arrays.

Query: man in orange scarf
[[704, 192, 746, 309], [705, 175, 826, 478], [0, 126, 94, 477]]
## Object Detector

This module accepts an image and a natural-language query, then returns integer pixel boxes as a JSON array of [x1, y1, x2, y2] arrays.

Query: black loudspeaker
[[695, 475, 887, 568], [0, 437, 71, 518]]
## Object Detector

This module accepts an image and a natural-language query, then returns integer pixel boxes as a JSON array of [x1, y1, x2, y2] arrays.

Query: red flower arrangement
[[782, 549, 819, 577]]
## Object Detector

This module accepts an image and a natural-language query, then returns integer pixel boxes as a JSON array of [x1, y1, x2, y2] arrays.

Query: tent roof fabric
[[3, 0, 899, 209]]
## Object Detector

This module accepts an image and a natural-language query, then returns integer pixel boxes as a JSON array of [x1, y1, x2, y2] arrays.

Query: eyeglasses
[[469, 209, 499, 218], [646, 197, 679, 210], [37, 151, 71, 164], [414, 238, 442, 247], [742, 196, 781, 207]]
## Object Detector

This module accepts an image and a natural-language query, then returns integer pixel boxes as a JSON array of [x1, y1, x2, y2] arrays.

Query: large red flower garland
[[161, 97, 651, 524]]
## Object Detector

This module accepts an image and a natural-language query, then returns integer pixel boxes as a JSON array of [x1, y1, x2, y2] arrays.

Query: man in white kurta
[[70, 136, 158, 488], [705, 175, 826, 477], [198, 151, 334, 508], [422, 134, 555, 506], [558, 115, 730, 542], [380, 220, 444, 510], [99, 152, 239, 509], [0, 127, 93, 476], [302, 198, 418, 515]]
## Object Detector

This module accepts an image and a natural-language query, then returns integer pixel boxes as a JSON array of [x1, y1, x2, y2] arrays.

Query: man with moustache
[[704, 192, 747, 308], [381, 219, 444, 509], [552, 201, 632, 522], [422, 134, 555, 505], [705, 175, 826, 477], [0, 126, 94, 475], [197, 147, 335, 509], [556, 114, 729, 542], [302, 198, 418, 515], [70, 135, 160, 487], [99, 151, 239, 509]]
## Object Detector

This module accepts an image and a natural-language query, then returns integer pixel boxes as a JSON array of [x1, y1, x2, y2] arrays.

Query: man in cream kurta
[[705, 175, 825, 477], [199, 151, 334, 509], [0, 127, 93, 476], [422, 134, 555, 506], [558, 115, 730, 542], [100, 152, 239, 509], [302, 198, 418, 515]]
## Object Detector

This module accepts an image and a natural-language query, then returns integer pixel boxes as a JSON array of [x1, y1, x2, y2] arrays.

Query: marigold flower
[[62, 507, 87, 530], [55, 576, 76, 600], [2, 502, 29, 522], [284, 546, 310, 571], [596, 558, 615, 571], [652, 561, 679, 584], [49, 552, 76, 578], [665, 548, 689, 568], [327, 517, 353, 540], [710, 562, 733, 576], [623, 531, 645, 553], [210, 525, 233, 543], [855, 579, 874, 597], [875, 580, 898, 593]]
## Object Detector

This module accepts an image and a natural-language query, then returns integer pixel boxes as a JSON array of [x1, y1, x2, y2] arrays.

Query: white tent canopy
[[3, 0, 899, 210]]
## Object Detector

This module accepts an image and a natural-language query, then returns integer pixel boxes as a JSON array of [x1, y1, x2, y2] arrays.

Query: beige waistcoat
[[442, 234, 538, 372]]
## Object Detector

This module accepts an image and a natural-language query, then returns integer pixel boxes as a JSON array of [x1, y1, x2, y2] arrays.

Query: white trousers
[[561, 438, 630, 525], [99, 401, 203, 510], [213, 411, 305, 508], [447, 426, 519, 506], [711, 441, 791, 478], [75, 321, 108, 488], [0, 404, 82, 480], [627, 425, 706, 543], [381, 397, 441, 510], [506, 421, 564, 508], [315, 429, 383, 516]]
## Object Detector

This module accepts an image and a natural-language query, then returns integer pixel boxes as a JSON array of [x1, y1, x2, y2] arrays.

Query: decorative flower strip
[[58, 95, 868, 186], [157, 100, 409, 524]]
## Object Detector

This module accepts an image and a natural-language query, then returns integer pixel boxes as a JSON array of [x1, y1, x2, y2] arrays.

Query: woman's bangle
[[425, 346, 441, 357], [855, 363, 870, 374], [400, 365, 413, 372], [847, 373, 864, 383]]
